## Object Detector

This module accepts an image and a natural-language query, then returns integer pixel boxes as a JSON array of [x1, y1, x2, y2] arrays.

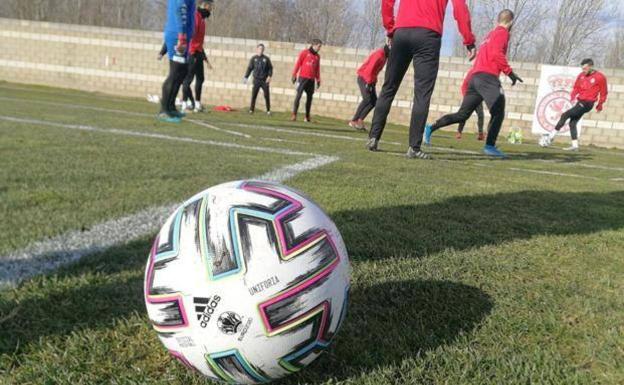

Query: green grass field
[[0, 81, 623, 384]]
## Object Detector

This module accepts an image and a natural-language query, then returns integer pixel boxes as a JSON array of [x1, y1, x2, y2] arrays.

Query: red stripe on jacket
[[293, 49, 321, 82], [382, 0, 475, 46], [189, 10, 206, 54], [357, 48, 388, 85], [571, 71, 608, 107]]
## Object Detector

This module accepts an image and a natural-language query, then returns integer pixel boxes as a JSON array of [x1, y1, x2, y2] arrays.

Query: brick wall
[[1, 18, 624, 148]]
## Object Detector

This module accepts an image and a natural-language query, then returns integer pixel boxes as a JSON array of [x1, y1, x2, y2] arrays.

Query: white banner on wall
[[532, 65, 581, 136]]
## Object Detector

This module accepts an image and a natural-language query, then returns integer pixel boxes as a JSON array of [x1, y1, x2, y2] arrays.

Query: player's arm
[[381, 0, 397, 38], [570, 74, 581, 102], [158, 42, 167, 60], [175, 0, 189, 52], [597, 74, 608, 112], [451, 0, 476, 58], [244, 57, 254, 79], [316, 57, 321, 88], [292, 51, 304, 83], [492, 30, 522, 85], [266, 57, 273, 84]]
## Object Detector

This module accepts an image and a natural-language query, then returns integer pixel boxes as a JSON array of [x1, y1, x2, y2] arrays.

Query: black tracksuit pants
[[554, 101, 593, 140], [251, 79, 271, 112], [161, 59, 188, 114], [458, 103, 484, 133], [293, 78, 315, 117], [431, 73, 506, 147], [182, 52, 205, 106], [369, 27, 442, 150], [352, 76, 377, 121]]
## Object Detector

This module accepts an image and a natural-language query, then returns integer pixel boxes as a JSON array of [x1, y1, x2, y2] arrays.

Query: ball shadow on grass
[[284, 279, 493, 384]]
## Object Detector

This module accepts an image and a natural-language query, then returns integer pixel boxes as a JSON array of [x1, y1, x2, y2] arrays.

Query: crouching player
[[349, 44, 390, 131], [541, 58, 608, 151]]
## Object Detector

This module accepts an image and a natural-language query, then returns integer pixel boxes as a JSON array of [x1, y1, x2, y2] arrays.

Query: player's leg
[[368, 29, 414, 149], [194, 55, 205, 112], [250, 80, 261, 113], [304, 80, 315, 122], [546, 102, 587, 146], [408, 29, 442, 157], [476, 103, 485, 140], [360, 84, 378, 123], [262, 81, 271, 113], [427, 88, 482, 144], [351, 77, 372, 129], [564, 103, 593, 151], [292, 79, 306, 120], [181, 55, 196, 111], [477, 74, 507, 157]]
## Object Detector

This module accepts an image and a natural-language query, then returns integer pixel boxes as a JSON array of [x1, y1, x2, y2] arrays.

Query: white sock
[[548, 131, 557, 140], [572, 139, 579, 148]]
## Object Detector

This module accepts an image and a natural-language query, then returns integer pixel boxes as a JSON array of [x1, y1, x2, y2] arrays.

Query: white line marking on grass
[[0, 96, 250, 138], [507, 168, 600, 180], [0, 155, 339, 289], [186, 119, 252, 138], [0, 116, 312, 157], [535, 159, 624, 173]]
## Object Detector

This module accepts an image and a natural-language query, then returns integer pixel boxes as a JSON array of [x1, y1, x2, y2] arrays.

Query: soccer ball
[[144, 181, 351, 384], [538, 134, 552, 148]]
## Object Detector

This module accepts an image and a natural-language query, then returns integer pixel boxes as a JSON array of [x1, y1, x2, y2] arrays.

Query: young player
[[291, 39, 322, 123], [457, 103, 485, 140], [367, 0, 476, 159], [244, 44, 274, 115], [541, 59, 608, 151], [424, 9, 522, 158], [181, 0, 213, 113], [349, 44, 390, 131], [159, 0, 196, 123]]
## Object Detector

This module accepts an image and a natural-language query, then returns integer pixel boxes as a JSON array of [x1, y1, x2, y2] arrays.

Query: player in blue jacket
[[159, 0, 196, 123]]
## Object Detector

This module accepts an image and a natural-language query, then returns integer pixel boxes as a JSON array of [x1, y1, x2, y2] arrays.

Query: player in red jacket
[[424, 9, 522, 158], [349, 45, 390, 131], [367, 0, 476, 159], [291, 39, 323, 122], [181, 0, 213, 113], [541, 58, 608, 151]]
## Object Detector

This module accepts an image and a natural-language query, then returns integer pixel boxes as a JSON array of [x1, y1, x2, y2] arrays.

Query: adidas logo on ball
[[194, 295, 221, 328]]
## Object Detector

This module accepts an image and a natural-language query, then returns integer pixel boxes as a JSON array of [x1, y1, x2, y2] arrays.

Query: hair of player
[[498, 9, 515, 24], [257, 43, 265, 49], [310, 39, 323, 46], [581, 58, 594, 66]]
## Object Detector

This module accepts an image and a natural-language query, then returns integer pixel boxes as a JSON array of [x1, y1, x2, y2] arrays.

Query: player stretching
[[425, 9, 522, 158], [159, 0, 196, 123], [181, 0, 213, 113], [292, 39, 323, 123], [244, 44, 274, 115], [541, 59, 608, 151], [367, 0, 476, 159], [349, 44, 391, 131]]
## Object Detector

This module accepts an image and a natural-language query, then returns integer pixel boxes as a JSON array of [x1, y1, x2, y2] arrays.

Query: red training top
[[189, 10, 206, 55], [571, 71, 608, 107], [357, 48, 388, 85], [461, 26, 513, 95], [382, 0, 475, 46], [293, 48, 321, 82]]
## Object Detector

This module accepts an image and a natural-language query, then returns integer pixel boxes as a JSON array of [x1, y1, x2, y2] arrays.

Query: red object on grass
[[213, 106, 236, 112]]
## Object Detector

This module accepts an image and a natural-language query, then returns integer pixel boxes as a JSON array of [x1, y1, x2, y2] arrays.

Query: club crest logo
[[536, 74, 576, 133], [217, 311, 243, 335]]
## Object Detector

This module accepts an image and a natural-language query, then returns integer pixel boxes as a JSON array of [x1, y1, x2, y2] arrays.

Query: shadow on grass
[[0, 238, 150, 356], [285, 280, 492, 384], [0, 251, 492, 384], [334, 190, 624, 261]]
